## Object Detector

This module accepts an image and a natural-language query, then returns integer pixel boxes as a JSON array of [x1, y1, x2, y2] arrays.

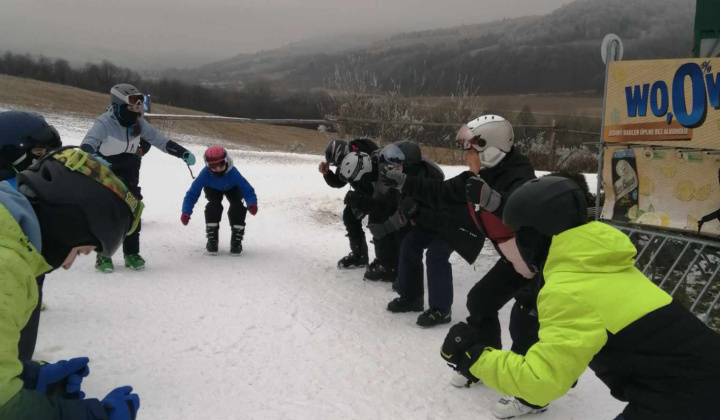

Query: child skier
[[0, 111, 62, 361], [441, 176, 720, 420], [319, 138, 378, 270], [181, 146, 258, 255], [0, 147, 141, 419]]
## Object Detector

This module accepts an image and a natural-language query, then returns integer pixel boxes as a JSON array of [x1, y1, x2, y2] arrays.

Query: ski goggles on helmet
[[207, 159, 227, 170], [456, 124, 487, 151], [25, 125, 61, 148], [380, 144, 405, 166], [54, 147, 144, 235], [12, 126, 62, 165]]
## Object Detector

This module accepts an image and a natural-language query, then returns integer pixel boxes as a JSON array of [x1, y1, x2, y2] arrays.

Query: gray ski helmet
[[394, 141, 422, 167], [16, 148, 136, 257], [503, 176, 587, 237], [339, 151, 372, 182], [325, 139, 349, 166], [110, 84, 144, 107]]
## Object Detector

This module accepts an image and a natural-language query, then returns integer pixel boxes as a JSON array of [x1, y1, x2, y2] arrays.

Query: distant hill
[[182, 0, 695, 96]]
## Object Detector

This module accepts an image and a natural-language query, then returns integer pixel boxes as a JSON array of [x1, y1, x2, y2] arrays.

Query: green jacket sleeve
[[0, 261, 37, 408], [470, 289, 608, 406], [0, 389, 108, 419]]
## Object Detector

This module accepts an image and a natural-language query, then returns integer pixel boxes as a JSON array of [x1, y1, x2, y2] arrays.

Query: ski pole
[[186, 163, 196, 179]]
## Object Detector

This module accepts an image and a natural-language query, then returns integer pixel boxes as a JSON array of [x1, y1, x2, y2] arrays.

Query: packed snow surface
[[8, 107, 618, 419]]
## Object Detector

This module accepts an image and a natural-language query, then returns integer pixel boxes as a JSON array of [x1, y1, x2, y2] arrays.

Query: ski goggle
[[24, 125, 61, 149], [12, 125, 62, 165], [54, 147, 144, 235], [456, 124, 487, 151], [126, 94, 144, 113], [380, 144, 405, 165], [207, 159, 227, 170]]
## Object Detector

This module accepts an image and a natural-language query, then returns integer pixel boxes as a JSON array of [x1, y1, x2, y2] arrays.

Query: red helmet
[[204, 146, 227, 165]]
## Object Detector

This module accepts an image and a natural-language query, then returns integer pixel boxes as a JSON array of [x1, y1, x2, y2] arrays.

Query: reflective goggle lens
[[380, 144, 405, 165]]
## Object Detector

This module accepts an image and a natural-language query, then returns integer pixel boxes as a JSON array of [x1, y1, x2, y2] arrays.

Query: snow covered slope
[[11, 108, 619, 419]]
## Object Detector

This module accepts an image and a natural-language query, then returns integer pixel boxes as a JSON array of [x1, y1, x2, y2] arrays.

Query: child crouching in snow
[[181, 146, 258, 255]]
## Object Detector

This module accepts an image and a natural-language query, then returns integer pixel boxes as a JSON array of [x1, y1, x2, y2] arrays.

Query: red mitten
[[248, 204, 258, 216], [181, 213, 191, 225]]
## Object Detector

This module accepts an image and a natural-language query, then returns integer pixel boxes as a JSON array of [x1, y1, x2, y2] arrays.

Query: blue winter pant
[[397, 227, 453, 309]]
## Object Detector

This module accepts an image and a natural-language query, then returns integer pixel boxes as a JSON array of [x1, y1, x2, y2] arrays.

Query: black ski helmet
[[394, 141, 422, 168], [16, 147, 140, 260], [325, 139, 349, 167], [0, 111, 62, 170], [503, 176, 588, 237]]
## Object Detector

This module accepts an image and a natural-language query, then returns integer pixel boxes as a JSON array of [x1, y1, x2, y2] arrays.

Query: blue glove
[[182, 151, 196, 166], [36, 357, 90, 399], [102, 386, 140, 420]]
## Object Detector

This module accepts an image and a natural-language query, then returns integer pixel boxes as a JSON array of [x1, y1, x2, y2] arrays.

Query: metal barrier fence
[[609, 221, 720, 331]]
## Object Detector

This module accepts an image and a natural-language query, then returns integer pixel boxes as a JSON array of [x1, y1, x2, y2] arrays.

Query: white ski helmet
[[456, 115, 514, 168], [339, 151, 372, 182]]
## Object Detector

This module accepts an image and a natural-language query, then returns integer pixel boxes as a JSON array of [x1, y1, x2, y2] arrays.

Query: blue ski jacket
[[182, 160, 257, 216]]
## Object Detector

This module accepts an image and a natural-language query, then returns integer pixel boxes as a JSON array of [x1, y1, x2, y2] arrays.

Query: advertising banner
[[601, 58, 720, 236], [603, 58, 720, 149]]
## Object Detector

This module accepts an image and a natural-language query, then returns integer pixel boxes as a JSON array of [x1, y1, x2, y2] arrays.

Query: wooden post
[[338, 104, 348, 139], [548, 119, 557, 170]]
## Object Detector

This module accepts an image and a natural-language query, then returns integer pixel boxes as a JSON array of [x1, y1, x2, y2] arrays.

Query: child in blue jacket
[[181, 146, 257, 255]]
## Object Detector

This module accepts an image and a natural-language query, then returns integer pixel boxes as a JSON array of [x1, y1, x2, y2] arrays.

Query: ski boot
[[206, 223, 219, 255], [124, 254, 146, 270], [337, 252, 369, 269], [363, 259, 397, 282], [492, 396, 548, 419], [95, 255, 114, 273], [337, 235, 368, 269], [230, 225, 245, 256], [387, 296, 424, 313], [451, 371, 481, 388], [416, 308, 452, 328]]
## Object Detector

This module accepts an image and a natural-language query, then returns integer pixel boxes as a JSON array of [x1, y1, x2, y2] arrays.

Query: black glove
[[441, 322, 482, 366], [456, 345, 486, 382], [465, 176, 501, 212], [399, 197, 421, 220], [441, 322, 486, 381]]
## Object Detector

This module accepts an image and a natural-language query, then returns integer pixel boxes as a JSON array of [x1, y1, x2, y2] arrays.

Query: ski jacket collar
[[0, 182, 42, 252], [544, 222, 637, 277]]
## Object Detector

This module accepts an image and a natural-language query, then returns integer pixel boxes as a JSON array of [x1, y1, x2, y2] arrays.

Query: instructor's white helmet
[[339, 151, 372, 182], [456, 115, 514, 168]]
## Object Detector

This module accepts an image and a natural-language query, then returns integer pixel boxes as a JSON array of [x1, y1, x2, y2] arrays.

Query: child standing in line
[[181, 146, 258, 255]]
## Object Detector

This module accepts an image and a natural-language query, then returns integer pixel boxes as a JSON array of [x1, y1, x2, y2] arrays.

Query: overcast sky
[[0, 0, 574, 70]]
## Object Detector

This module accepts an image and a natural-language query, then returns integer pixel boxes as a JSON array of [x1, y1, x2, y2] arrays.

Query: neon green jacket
[[469, 222, 672, 406], [0, 202, 52, 407]]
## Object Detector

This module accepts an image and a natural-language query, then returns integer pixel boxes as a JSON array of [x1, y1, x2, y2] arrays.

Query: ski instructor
[[81, 83, 196, 273]]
